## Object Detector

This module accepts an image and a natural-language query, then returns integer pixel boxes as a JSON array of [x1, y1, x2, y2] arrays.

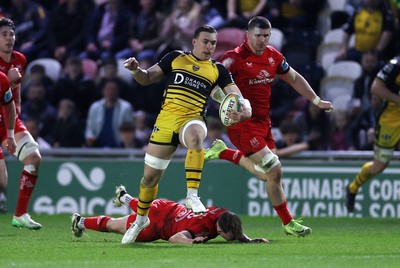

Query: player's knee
[[374, 145, 393, 165], [254, 152, 280, 174], [144, 153, 171, 170], [180, 120, 206, 148], [14, 135, 40, 161]]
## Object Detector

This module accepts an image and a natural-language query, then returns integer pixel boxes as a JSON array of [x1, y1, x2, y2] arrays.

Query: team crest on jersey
[[192, 65, 200, 71], [250, 137, 260, 148], [268, 57, 275, 66], [153, 126, 160, 133]]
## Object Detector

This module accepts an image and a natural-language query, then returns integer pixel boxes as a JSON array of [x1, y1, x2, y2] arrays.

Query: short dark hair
[[217, 211, 243, 240], [193, 25, 217, 38], [248, 16, 271, 31], [0, 17, 15, 31], [119, 121, 135, 132]]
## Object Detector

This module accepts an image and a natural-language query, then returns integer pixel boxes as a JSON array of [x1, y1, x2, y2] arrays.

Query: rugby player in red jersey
[[71, 185, 268, 244], [0, 17, 42, 229], [205, 17, 333, 237]]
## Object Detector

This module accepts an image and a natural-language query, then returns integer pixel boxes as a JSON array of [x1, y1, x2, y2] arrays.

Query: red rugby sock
[[273, 201, 293, 225], [15, 170, 37, 216], [219, 149, 243, 165], [84, 216, 111, 232]]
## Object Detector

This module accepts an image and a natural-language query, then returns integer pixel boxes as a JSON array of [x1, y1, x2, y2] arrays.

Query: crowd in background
[[0, 0, 399, 154]]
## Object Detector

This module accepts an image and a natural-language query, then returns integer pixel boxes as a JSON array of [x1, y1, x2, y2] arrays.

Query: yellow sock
[[137, 182, 158, 216], [349, 162, 373, 194], [185, 148, 204, 191]]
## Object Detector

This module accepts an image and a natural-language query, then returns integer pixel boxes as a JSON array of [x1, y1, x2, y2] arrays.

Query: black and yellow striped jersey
[[375, 56, 400, 127], [157, 50, 235, 116]]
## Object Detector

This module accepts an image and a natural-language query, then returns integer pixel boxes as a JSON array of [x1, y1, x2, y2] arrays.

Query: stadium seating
[[327, 0, 346, 11], [327, 60, 362, 80], [322, 28, 344, 44], [213, 27, 245, 61], [331, 94, 352, 111], [316, 43, 341, 71], [26, 58, 62, 82], [269, 27, 285, 51], [320, 76, 354, 101]]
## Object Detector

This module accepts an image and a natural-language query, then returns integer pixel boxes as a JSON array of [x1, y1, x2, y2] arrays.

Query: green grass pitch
[[0, 214, 399, 268]]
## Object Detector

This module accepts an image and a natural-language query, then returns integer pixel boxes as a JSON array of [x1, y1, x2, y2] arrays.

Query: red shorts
[[0, 117, 27, 157], [227, 118, 275, 157]]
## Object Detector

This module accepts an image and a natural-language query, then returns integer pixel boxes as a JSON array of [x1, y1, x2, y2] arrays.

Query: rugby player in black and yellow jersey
[[120, 25, 252, 244], [346, 55, 400, 212]]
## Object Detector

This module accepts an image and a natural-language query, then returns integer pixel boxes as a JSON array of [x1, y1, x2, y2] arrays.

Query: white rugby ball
[[219, 93, 241, 126]]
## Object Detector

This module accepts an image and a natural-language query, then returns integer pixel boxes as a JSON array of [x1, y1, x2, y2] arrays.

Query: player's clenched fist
[[123, 57, 139, 71], [7, 66, 22, 86]]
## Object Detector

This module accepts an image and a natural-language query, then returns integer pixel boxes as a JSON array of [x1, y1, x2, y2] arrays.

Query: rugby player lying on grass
[[71, 185, 268, 244]]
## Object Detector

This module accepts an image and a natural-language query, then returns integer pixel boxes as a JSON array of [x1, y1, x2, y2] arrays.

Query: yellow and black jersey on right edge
[[157, 50, 235, 116], [375, 56, 400, 127]]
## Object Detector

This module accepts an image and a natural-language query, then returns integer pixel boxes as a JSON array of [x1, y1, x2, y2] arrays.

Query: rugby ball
[[219, 93, 241, 126]]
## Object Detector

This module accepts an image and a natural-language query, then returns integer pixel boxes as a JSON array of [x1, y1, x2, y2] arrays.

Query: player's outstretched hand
[[248, 238, 269, 243], [192, 236, 207, 244]]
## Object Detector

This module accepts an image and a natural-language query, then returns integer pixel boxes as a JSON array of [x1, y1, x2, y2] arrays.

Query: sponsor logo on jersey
[[248, 70, 274, 85]]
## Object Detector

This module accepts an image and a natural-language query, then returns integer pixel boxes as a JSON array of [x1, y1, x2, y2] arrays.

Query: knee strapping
[[144, 153, 171, 170], [374, 145, 393, 163], [254, 152, 280, 173], [181, 119, 207, 148], [14, 135, 39, 161]]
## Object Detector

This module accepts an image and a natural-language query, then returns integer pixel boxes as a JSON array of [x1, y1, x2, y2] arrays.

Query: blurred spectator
[[200, 0, 227, 30], [118, 121, 145, 149], [52, 56, 97, 119], [42, 0, 95, 63], [5, 0, 49, 62], [275, 119, 317, 158], [335, 0, 396, 63], [85, 78, 134, 148], [344, 0, 364, 16], [80, 0, 131, 61], [221, 0, 268, 29], [293, 102, 330, 150], [159, 0, 204, 55], [21, 63, 54, 102], [348, 50, 380, 149], [23, 117, 52, 149], [20, 80, 57, 143], [266, 0, 325, 33], [52, 99, 85, 148], [328, 110, 352, 150], [133, 110, 152, 146], [351, 50, 380, 115], [204, 117, 235, 149], [115, 0, 165, 64], [130, 58, 165, 115], [270, 78, 300, 127], [95, 58, 130, 102]]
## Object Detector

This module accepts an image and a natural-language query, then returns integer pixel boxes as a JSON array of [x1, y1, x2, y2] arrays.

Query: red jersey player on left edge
[[0, 71, 17, 155], [0, 17, 43, 230]]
